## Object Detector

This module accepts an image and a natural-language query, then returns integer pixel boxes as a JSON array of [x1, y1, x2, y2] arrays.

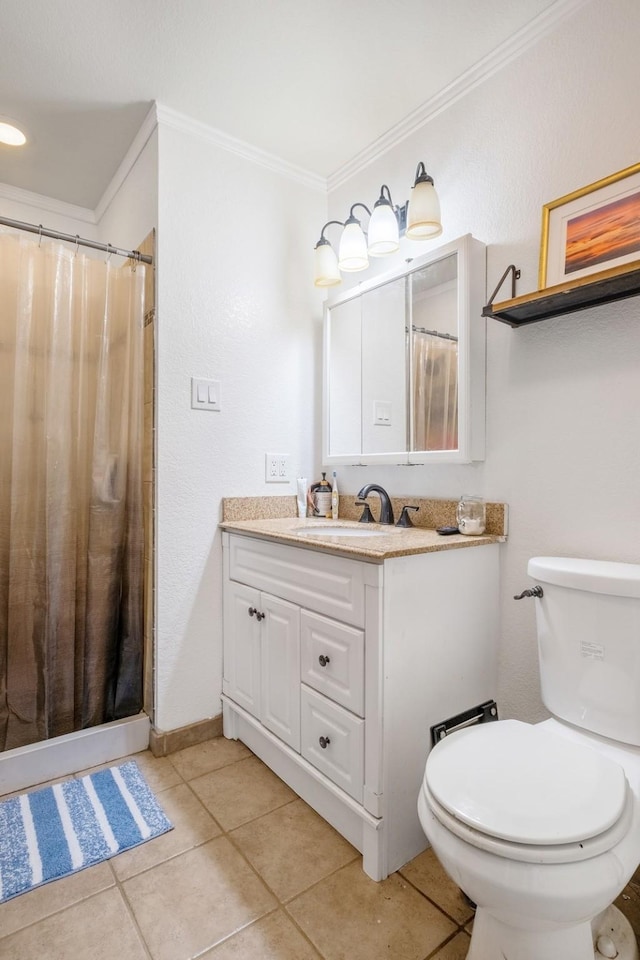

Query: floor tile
[[399, 847, 474, 925], [201, 909, 322, 959], [431, 931, 472, 959], [168, 736, 251, 781], [75, 748, 182, 793], [0, 861, 115, 939], [124, 749, 185, 792], [287, 860, 457, 960], [190, 755, 296, 830], [123, 836, 277, 960], [230, 798, 358, 901], [111, 782, 222, 880], [0, 886, 148, 960]]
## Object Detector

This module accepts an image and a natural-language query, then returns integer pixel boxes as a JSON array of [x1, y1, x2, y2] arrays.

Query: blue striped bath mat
[[0, 759, 172, 902]]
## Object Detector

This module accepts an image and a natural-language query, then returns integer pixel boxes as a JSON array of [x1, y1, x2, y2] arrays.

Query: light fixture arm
[[413, 161, 435, 186], [374, 184, 394, 208], [315, 219, 345, 248], [346, 203, 371, 227]]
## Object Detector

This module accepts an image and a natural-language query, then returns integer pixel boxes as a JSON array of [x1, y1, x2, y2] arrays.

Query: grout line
[[397, 867, 474, 930]]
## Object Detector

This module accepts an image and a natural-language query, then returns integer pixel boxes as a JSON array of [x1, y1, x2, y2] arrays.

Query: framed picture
[[538, 161, 640, 289]]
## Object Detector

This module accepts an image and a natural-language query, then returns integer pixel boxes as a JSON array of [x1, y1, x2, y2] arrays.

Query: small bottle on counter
[[331, 471, 339, 520]]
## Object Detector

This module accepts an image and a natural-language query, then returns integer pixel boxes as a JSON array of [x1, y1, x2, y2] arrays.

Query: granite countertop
[[219, 515, 503, 562]]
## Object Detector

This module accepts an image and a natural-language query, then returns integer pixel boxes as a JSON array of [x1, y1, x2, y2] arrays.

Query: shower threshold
[[0, 713, 150, 796]]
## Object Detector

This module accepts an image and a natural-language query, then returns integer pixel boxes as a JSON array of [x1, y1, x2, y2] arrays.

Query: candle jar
[[456, 495, 486, 536]]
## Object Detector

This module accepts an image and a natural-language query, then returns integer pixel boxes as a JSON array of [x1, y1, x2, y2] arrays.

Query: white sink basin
[[297, 524, 400, 539]]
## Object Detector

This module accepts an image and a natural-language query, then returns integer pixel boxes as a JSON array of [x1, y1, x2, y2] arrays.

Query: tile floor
[[1, 738, 639, 959]]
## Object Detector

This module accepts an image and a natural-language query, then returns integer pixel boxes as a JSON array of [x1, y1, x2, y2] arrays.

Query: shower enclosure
[[0, 225, 150, 774]]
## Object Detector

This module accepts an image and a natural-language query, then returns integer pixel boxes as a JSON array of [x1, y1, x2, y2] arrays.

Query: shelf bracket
[[486, 264, 521, 308]]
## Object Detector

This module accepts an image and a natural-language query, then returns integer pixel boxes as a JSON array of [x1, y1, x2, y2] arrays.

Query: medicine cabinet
[[322, 234, 486, 465]]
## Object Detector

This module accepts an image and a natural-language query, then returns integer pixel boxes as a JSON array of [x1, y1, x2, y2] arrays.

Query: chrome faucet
[[356, 484, 395, 525]]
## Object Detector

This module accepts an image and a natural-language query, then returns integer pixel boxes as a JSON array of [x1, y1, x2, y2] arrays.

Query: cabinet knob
[[318, 654, 331, 667], [319, 736, 331, 749], [248, 606, 265, 621]]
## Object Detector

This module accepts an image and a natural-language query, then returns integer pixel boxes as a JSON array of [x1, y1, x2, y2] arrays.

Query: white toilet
[[418, 556, 640, 960]]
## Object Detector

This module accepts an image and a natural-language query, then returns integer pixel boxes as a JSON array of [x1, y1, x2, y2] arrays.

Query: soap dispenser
[[310, 472, 332, 518]]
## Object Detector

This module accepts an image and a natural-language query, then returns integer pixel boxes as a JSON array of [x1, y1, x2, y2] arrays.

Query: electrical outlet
[[265, 453, 291, 483]]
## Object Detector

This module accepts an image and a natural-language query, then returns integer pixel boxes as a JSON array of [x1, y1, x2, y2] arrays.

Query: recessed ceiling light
[[0, 119, 27, 146]]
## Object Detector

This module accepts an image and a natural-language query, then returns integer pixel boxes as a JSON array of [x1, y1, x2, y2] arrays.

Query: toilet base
[[466, 904, 638, 960], [593, 905, 639, 960]]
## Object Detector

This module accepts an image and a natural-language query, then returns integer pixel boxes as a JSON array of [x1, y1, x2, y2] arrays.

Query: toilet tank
[[528, 557, 640, 746]]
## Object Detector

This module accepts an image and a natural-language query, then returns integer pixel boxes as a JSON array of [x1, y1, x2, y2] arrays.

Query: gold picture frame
[[539, 161, 640, 289]]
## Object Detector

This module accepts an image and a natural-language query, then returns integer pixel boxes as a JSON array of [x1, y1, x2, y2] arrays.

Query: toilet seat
[[424, 720, 633, 864]]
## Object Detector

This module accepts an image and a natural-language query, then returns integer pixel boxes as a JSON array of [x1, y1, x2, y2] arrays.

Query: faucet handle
[[396, 505, 419, 527], [355, 500, 375, 524]]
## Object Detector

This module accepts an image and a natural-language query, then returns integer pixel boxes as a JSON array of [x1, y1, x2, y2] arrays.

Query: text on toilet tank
[[581, 640, 605, 661]]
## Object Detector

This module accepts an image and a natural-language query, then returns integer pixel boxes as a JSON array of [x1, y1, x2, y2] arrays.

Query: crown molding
[[0, 180, 96, 224], [328, 0, 590, 192], [155, 103, 326, 193]]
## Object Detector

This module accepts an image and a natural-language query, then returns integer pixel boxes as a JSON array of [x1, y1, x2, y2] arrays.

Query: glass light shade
[[0, 120, 26, 146], [313, 240, 341, 287], [367, 203, 399, 257], [406, 180, 442, 239], [338, 221, 369, 272]]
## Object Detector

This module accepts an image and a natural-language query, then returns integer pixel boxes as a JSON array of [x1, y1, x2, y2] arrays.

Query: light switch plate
[[191, 377, 221, 411], [374, 400, 392, 425]]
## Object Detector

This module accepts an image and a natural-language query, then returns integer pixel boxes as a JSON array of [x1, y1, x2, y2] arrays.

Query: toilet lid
[[426, 720, 628, 845]]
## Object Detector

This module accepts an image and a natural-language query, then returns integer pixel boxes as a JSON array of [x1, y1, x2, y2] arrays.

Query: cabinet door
[[261, 594, 301, 751], [223, 581, 261, 719]]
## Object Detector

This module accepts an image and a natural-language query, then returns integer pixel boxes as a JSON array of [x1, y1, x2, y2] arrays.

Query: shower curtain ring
[[105, 243, 113, 263], [74, 235, 80, 257], [38, 224, 43, 247]]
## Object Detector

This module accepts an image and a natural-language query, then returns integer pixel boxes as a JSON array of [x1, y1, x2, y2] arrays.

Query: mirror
[[323, 234, 486, 465]]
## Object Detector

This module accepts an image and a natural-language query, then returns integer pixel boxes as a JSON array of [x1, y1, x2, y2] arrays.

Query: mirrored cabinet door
[[323, 234, 486, 465], [409, 253, 458, 453]]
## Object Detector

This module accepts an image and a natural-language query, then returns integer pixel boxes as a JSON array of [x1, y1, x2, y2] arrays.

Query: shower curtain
[[413, 331, 458, 451], [0, 230, 145, 752]]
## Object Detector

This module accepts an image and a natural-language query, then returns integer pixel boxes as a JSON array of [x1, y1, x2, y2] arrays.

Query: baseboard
[[149, 714, 223, 757]]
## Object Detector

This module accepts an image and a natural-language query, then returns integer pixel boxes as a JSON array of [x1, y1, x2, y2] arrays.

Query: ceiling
[[0, 0, 574, 210]]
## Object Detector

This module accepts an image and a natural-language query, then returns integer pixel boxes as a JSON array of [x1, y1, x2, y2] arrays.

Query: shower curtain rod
[[0, 215, 153, 264], [410, 324, 458, 342]]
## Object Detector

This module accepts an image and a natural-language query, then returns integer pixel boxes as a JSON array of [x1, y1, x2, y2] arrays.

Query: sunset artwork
[[564, 190, 640, 275]]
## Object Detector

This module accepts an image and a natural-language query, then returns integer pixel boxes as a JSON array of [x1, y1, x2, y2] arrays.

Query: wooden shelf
[[483, 262, 640, 328]]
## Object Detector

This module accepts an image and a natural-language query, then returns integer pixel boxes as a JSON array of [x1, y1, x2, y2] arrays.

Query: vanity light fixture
[[313, 162, 442, 288], [405, 161, 442, 240], [0, 118, 27, 146]]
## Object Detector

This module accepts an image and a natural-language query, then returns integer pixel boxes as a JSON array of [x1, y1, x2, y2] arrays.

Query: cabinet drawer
[[301, 685, 364, 803], [301, 611, 364, 717], [228, 534, 367, 626]]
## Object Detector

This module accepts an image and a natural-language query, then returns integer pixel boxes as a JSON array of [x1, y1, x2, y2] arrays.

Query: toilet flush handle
[[513, 586, 543, 600]]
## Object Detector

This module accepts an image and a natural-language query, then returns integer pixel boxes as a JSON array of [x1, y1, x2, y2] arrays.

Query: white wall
[[327, 0, 640, 721], [154, 119, 325, 731]]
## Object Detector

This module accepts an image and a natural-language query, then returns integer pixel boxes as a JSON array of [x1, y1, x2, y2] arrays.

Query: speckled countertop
[[220, 495, 507, 563]]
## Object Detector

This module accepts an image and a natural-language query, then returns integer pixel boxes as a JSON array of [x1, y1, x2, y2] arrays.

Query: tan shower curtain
[[0, 230, 145, 751], [413, 332, 458, 451]]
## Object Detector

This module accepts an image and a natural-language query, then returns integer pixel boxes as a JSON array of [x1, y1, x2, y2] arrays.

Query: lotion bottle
[[331, 470, 339, 520]]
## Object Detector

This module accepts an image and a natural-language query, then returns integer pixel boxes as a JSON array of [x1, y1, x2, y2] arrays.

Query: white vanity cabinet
[[222, 529, 499, 880]]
